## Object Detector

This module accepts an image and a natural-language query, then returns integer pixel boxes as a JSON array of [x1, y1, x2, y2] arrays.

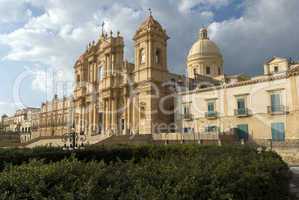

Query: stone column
[[111, 98, 116, 133], [88, 104, 93, 136], [103, 100, 106, 132], [93, 103, 97, 134], [124, 96, 128, 135]]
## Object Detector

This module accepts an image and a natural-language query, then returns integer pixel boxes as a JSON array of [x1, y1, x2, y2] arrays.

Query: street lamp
[[62, 128, 86, 150], [62, 95, 86, 150]]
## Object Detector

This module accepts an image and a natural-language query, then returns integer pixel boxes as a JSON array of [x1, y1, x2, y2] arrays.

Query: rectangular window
[[183, 105, 190, 115], [98, 66, 104, 81], [206, 66, 211, 75], [184, 127, 192, 133], [207, 102, 215, 112], [237, 124, 249, 141], [121, 119, 125, 130], [271, 93, 281, 112], [236, 98, 246, 115], [271, 122, 285, 141], [237, 98, 245, 110], [205, 125, 217, 133], [274, 66, 279, 73]]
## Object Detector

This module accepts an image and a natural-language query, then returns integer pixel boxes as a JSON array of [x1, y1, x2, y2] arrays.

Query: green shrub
[[0, 145, 291, 199]]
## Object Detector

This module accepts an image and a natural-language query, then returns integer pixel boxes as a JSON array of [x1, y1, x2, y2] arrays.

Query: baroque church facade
[[73, 13, 183, 137]]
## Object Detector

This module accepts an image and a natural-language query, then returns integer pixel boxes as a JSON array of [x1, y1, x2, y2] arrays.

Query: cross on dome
[[148, 8, 152, 16]]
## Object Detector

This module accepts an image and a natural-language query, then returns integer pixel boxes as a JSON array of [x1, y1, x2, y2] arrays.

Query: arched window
[[155, 49, 160, 64], [140, 48, 145, 64], [76, 75, 80, 82], [98, 65, 104, 80], [140, 103, 146, 119]]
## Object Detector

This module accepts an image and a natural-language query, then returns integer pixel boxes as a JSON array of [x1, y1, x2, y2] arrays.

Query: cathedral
[[73, 13, 183, 137]]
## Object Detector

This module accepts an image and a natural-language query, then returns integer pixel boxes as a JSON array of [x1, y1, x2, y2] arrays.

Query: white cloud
[[179, 0, 229, 13], [0, 0, 32, 25], [209, 0, 299, 74]]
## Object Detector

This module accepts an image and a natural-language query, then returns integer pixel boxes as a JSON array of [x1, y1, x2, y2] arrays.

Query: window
[[274, 66, 279, 73], [140, 105, 146, 119], [183, 104, 190, 115], [218, 67, 221, 75], [205, 125, 218, 133], [76, 75, 80, 82], [270, 93, 281, 112], [121, 119, 125, 130], [271, 122, 285, 141], [98, 65, 104, 81], [207, 101, 215, 112], [206, 66, 211, 75], [236, 124, 249, 141], [193, 68, 197, 77], [155, 49, 160, 64], [140, 48, 145, 64], [237, 98, 245, 110], [184, 127, 193, 133]]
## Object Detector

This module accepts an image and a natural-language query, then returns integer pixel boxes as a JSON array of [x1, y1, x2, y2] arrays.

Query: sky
[[0, 0, 299, 116]]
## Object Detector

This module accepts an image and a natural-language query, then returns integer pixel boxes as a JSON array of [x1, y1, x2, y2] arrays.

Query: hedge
[[0, 145, 291, 199]]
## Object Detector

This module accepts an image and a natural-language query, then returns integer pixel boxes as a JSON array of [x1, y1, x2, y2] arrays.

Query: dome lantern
[[186, 27, 224, 79], [199, 28, 209, 40]]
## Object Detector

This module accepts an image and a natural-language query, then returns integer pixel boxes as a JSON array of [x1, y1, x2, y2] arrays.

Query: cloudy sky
[[0, 0, 299, 115]]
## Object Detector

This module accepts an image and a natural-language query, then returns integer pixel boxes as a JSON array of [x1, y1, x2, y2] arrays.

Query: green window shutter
[[208, 102, 214, 112], [237, 124, 249, 141], [271, 122, 285, 141], [271, 94, 281, 111], [237, 98, 245, 110]]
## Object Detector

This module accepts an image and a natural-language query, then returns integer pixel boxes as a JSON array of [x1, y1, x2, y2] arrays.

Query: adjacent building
[[31, 95, 72, 139], [176, 28, 299, 145]]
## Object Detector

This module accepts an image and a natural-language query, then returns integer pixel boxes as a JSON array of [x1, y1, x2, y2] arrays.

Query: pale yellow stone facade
[[73, 14, 182, 137], [31, 95, 71, 139], [178, 29, 299, 144]]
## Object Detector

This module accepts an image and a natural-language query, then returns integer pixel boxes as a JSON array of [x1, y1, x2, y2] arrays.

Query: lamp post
[[62, 95, 86, 150], [62, 128, 86, 150]]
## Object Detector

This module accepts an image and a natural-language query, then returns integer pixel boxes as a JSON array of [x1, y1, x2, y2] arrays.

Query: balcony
[[183, 113, 193, 121], [204, 126, 220, 134], [267, 105, 288, 115], [74, 86, 86, 99], [205, 111, 218, 119], [234, 108, 250, 117], [199, 132, 219, 140]]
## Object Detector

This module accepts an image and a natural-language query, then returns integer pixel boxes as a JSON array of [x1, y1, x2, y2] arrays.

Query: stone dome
[[187, 28, 222, 59]]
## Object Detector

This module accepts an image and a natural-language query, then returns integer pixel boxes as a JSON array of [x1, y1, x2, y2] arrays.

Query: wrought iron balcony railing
[[205, 111, 218, 119], [234, 108, 250, 117], [183, 113, 193, 120], [204, 126, 220, 134], [267, 105, 288, 115]]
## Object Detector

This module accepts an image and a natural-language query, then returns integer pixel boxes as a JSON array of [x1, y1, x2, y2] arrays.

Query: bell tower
[[133, 10, 169, 83], [130, 11, 173, 135]]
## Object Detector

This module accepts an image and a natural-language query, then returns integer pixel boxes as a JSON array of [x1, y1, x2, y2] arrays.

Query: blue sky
[[0, 0, 299, 116]]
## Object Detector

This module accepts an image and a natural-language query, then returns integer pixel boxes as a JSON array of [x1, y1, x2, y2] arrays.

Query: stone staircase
[[96, 134, 153, 145]]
